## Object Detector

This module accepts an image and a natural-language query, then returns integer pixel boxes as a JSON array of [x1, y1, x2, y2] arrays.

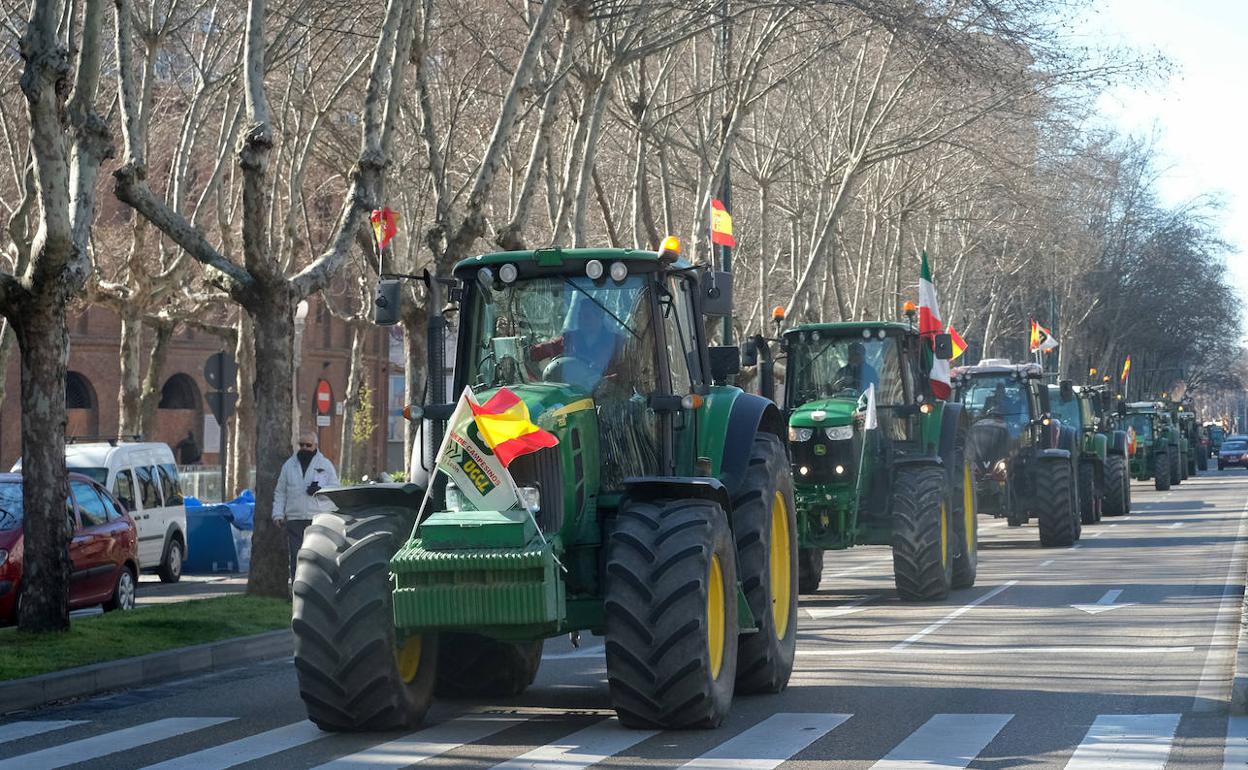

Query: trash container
[[184, 501, 243, 573]]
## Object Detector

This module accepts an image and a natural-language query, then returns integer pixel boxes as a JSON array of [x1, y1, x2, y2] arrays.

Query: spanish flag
[[947, 324, 968, 361], [1120, 356, 1131, 381], [469, 388, 559, 467], [370, 207, 399, 249], [1029, 319, 1058, 353], [710, 199, 736, 247]]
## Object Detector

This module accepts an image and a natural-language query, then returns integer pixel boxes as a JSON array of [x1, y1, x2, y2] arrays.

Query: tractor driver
[[984, 381, 1028, 435], [529, 295, 624, 391], [833, 341, 880, 395]]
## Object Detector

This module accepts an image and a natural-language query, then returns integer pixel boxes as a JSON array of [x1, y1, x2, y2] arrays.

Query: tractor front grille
[[791, 437, 856, 483]]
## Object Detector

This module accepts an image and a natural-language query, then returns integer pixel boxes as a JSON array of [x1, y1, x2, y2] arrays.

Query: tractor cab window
[[787, 331, 903, 405], [659, 275, 702, 394], [1050, 388, 1082, 430], [959, 375, 1031, 436], [1123, 413, 1153, 440]]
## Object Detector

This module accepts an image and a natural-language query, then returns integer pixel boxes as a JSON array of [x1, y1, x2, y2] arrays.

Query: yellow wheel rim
[[395, 635, 423, 684], [963, 462, 975, 556], [769, 491, 792, 639], [707, 554, 726, 679], [939, 501, 949, 567]]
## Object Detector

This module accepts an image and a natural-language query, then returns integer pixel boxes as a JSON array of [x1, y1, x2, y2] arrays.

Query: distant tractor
[[1206, 423, 1226, 458], [778, 314, 978, 601], [1048, 383, 1131, 520], [1176, 408, 1205, 474], [951, 361, 1081, 547], [291, 239, 799, 732], [1121, 401, 1181, 490]]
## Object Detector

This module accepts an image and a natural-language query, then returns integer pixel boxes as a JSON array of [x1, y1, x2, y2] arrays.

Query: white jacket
[[273, 451, 339, 521]]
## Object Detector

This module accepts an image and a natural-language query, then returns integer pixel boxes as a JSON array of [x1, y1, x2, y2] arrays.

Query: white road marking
[[0, 717, 232, 770], [806, 596, 876, 619], [1072, 589, 1136, 615], [870, 713, 1012, 769], [797, 646, 1195, 657], [490, 718, 655, 770], [1193, 491, 1248, 712], [891, 582, 1017, 651], [139, 720, 325, 770], [1160, 522, 1184, 529], [1225, 716, 1248, 770], [1064, 713, 1180, 769], [827, 563, 883, 579], [1040, 560, 1055, 567], [679, 712, 850, 769], [1070, 544, 1083, 550], [1109, 524, 1118, 529], [1089, 530, 1104, 538], [312, 716, 525, 769], [0, 721, 85, 745]]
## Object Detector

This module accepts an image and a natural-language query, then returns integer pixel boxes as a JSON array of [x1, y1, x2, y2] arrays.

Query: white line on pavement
[[680, 712, 850, 769], [870, 713, 1012, 769], [1064, 713, 1180, 769], [1193, 491, 1248, 712], [0, 721, 85, 746], [310, 715, 525, 769], [796, 646, 1195, 657], [806, 596, 877, 619], [490, 718, 655, 770], [1089, 530, 1104, 538], [139, 720, 325, 770], [0, 718, 233, 770], [1040, 560, 1055, 567], [890, 582, 1017, 651], [1224, 716, 1248, 770]]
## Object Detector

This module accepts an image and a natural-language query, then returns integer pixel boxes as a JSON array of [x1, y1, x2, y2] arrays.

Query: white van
[[13, 441, 188, 582]]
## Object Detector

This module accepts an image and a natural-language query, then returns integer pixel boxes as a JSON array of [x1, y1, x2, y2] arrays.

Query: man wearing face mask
[[274, 430, 339, 581]]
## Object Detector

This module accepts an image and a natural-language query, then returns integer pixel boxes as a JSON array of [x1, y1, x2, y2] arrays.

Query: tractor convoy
[[286, 237, 1213, 734]]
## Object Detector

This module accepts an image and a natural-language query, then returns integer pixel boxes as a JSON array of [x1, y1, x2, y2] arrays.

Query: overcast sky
[[1082, 0, 1247, 334]]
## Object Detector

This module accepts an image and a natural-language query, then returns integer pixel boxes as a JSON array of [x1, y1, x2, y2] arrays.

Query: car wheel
[[104, 567, 137, 612], [158, 538, 183, 583]]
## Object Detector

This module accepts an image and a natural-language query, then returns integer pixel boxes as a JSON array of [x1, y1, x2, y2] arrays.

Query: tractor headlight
[[993, 459, 1008, 480], [824, 425, 853, 441], [789, 427, 814, 442], [444, 483, 464, 512], [517, 486, 541, 513]]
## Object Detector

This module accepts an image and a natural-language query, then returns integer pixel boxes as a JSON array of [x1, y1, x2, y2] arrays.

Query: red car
[[0, 472, 139, 624]]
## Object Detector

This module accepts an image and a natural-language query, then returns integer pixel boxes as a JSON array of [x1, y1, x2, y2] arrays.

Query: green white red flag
[[919, 252, 951, 399]]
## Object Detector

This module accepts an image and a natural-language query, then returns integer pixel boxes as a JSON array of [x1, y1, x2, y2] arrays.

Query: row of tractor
[[284, 240, 1199, 736]]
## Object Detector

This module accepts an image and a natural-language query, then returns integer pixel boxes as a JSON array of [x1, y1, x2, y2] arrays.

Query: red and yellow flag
[[1120, 356, 1131, 381], [710, 199, 736, 247], [469, 388, 558, 467], [1029, 319, 1057, 353], [947, 324, 968, 361], [370, 208, 399, 249]]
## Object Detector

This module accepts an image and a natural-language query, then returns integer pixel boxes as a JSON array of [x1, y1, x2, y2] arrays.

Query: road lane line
[[796, 646, 1194, 657], [311, 715, 526, 769], [890, 581, 1017, 651], [0, 721, 85, 746], [1224, 716, 1248, 770], [0, 717, 232, 770], [1040, 560, 1055, 567], [139, 720, 325, 770], [1064, 713, 1180, 769], [1193, 491, 1248, 712], [806, 596, 876, 619], [870, 713, 1012, 769], [679, 712, 849, 769], [490, 718, 655, 770]]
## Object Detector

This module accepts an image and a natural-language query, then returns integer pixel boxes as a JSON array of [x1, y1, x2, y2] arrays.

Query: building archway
[[66, 371, 99, 436], [159, 373, 201, 410]]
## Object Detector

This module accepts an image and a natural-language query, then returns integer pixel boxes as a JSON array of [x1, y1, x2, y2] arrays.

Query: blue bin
[[184, 502, 242, 573]]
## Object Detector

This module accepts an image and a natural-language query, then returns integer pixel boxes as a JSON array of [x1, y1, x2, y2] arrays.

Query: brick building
[[0, 297, 408, 476]]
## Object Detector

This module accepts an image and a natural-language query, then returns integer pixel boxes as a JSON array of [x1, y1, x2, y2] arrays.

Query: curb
[[1233, 586, 1248, 714], [0, 628, 292, 716]]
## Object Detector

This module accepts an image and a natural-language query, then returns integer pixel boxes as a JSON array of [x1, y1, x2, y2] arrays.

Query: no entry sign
[[315, 379, 333, 416]]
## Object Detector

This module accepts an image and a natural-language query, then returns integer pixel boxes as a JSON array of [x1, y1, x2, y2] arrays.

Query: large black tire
[[730, 434, 798, 695], [798, 548, 824, 594], [1103, 455, 1128, 517], [1035, 459, 1077, 547], [292, 512, 438, 732], [1077, 460, 1100, 525], [949, 420, 978, 590], [1154, 452, 1171, 490], [891, 465, 952, 601], [1197, 451, 1208, 472], [1171, 450, 1182, 485], [604, 498, 738, 729], [435, 634, 542, 698]]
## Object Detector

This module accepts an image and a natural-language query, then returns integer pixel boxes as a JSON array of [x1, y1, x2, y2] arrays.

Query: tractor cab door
[[656, 273, 706, 475]]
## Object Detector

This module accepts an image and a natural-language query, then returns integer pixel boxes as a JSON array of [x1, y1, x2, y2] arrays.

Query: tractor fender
[[1108, 430, 1129, 456], [621, 476, 732, 514], [316, 482, 427, 517], [1090, 432, 1109, 460], [713, 391, 787, 494], [1039, 448, 1072, 461], [936, 401, 968, 469]]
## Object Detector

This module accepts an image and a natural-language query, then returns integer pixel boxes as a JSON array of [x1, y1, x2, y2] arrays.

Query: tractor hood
[[789, 398, 858, 429]]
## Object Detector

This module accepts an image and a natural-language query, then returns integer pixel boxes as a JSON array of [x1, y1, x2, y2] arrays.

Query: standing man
[[274, 431, 339, 581]]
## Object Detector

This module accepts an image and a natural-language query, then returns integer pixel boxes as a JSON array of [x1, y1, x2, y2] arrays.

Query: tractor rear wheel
[[798, 548, 824, 594], [730, 433, 798, 695], [1103, 455, 1128, 517], [1171, 451, 1182, 485], [1077, 460, 1100, 525], [435, 634, 542, 698], [891, 465, 952, 601], [604, 498, 738, 729], [950, 420, 978, 590], [1035, 459, 1076, 547], [1154, 452, 1171, 490], [292, 512, 437, 732]]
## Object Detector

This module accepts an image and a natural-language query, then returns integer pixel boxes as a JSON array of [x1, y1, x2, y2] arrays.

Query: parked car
[[0, 472, 139, 625], [1218, 438, 1248, 471], [12, 441, 188, 582]]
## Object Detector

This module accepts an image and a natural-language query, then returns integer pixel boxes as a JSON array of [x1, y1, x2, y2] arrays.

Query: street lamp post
[[293, 300, 309, 448]]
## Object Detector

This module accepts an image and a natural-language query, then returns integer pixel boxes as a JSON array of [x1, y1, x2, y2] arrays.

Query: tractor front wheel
[[731, 433, 798, 695], [1077, 460, 1100, 525], [435, 634, 543, 698], [1155, 452, 1171, 490], [1103, 455, 1129, 517], [604, 498, 739, 729], [292, 512, 438, 731], [1035, 459, 1076, 547], [1171, 451, 1182, 486], [891, 465, 952, 601], [798, 548, 824, 594]]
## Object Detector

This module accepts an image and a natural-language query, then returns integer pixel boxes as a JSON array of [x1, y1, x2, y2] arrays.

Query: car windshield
[[959, 375, 1030, 422], [786, 331, 903, 405], [0, 482, 22, 531], [1222, 441, 1247, 452], [1049, 389, 1081, 429], [1123, 414, 1153, 439], [68, 467, 108, 485]]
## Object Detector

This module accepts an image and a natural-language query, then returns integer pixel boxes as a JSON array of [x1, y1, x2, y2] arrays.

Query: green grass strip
[[0, 596, 291, 681]]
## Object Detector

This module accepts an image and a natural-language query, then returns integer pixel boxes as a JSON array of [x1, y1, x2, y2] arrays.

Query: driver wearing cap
[[833, 341, 880, 395]]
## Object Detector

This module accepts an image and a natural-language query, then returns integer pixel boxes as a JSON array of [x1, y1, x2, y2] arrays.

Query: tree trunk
[[338, 322, 365, 481], [230, 314, 256, 497], [245, 296, 294, 598], [117, 309, 143, 435], [14, 301, 72, 631], [137, 321, 174, 437], [0, 321, 15, 411]]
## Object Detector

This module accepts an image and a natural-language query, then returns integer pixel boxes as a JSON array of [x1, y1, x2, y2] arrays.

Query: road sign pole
[[218, 353, 227, 500]]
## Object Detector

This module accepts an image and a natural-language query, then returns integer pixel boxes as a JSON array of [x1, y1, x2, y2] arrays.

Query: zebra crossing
[[0, 709, 1233, 769]]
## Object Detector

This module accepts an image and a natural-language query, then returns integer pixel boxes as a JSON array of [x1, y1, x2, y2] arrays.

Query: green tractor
[[1121, 401, 1181, 490], [1177, 408, 1206, 474], [1048, 383, 1131, 521], [776, 317, 978, 601], [950, 361, 1082, 547], [1206, 422, 1226, 457], [291, 240, 799, 732]]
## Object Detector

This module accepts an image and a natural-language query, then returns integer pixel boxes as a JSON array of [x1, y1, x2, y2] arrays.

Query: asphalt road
[[4, 466, 1248, 768]]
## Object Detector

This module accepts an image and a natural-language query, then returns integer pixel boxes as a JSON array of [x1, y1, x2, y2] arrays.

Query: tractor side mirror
[[1060, 379, 1075, 402], [708, 345, 740, 383], [741, 343, 758, 367], [373, 280, 402, 326], [932, 333, 954, 360], [700, 270, 733, 317]]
